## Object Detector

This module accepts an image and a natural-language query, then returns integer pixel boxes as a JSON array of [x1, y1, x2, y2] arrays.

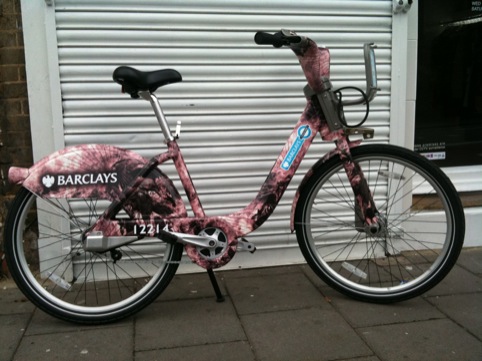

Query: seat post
[[140, 91, 174, 142]]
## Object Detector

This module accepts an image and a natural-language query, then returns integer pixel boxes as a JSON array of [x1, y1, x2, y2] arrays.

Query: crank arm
[[166, 230, 219, 249]]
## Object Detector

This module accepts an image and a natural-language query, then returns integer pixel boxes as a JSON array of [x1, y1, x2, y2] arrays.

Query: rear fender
[[9, 144, 186, 218]]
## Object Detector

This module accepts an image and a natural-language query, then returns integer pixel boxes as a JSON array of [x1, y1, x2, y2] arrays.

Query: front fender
[[9, 144, 186, 218]]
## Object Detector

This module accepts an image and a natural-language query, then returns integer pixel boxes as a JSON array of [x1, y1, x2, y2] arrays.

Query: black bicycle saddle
[[113, 66, 182, 98]]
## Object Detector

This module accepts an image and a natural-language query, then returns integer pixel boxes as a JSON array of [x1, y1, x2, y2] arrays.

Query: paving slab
[[360, 318, 482, 361], [157, 271, 226, 301], [25, 307, 132, 336], [426, 292, 482, 340], [241, 307, 373, 361], [224, 271, 330, 315], [322, 287, 445, 328], [135, 341, 255, 361], [134, 297, 246, 351], [456, 247, 482, 275], [14, 325, 133, 361], [0, 314, 30, 361], [425, 264, 482, 297], [299, 264, 338, 295], [0, 281, 35, 315]]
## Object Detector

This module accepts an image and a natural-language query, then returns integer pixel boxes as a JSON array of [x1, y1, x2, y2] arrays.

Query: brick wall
[[0, 0, 33, 276]]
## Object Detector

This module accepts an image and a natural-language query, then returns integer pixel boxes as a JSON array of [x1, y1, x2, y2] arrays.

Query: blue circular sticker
[[297, 125, 312, 139]]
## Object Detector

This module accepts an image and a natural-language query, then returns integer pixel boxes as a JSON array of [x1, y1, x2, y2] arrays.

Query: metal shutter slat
[[51, 0, 392, 265]]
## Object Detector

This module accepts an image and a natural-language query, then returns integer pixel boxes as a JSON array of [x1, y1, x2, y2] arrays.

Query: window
[[415, 0, 482, 166]]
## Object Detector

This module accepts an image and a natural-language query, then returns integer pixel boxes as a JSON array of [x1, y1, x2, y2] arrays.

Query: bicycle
[[4, 30, 465, 324]]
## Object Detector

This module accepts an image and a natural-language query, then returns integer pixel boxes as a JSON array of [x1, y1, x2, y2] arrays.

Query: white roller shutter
[[47, 0, 393, 268]]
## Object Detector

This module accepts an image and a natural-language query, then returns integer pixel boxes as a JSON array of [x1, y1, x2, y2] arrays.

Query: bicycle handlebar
[[254, 30, 302, 48], [255, 30, 378, 107]]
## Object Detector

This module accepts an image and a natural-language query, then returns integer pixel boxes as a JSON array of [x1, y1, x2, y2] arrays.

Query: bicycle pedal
[[238, 238, 256, 253]]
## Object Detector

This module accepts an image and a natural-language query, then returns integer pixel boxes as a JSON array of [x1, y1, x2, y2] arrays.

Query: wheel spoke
[[6, 188, 182, 323], [295, 145, 463, 302]]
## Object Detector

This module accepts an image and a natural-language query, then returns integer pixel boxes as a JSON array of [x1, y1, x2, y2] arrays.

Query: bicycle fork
[[336, 137, 391, 256]]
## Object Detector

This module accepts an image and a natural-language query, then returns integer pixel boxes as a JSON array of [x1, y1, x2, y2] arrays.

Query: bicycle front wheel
[[295, 144, 464, 303], [4, 187, 183, 324]]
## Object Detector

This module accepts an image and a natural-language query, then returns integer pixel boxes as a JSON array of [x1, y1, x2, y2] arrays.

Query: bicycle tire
[[4, 187, 183, 324], [295, 144, 465, 303]]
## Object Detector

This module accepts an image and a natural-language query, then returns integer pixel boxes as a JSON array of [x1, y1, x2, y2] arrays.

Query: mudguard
[[9, 144, 186, 219]]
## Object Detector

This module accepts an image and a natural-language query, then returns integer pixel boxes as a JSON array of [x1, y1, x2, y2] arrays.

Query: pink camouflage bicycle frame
[[9, 37, 378, 270]]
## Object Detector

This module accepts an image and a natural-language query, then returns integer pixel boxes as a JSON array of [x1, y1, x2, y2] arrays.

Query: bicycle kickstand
[[207, 268, 225, 303]]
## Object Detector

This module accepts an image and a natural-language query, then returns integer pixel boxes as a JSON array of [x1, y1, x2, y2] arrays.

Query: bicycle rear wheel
[[295, 144, 464, 303], [4, 187, 183, 324]]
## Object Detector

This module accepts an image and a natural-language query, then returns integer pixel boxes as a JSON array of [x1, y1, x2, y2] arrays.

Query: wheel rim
[[12, 192, 177, 316], [302, 153, 455, 297]]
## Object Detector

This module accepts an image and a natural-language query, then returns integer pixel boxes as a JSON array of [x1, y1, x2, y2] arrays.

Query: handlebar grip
[[254, 31, 302, 48], [254, 31, 284, 48]]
